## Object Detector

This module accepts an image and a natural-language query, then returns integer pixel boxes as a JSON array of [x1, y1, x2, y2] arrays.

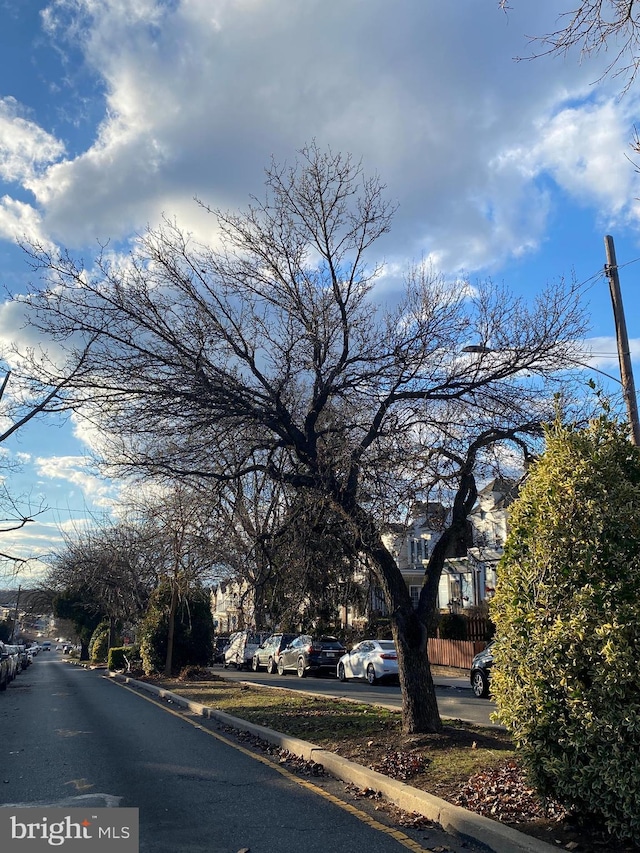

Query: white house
[[211, 579, 255, 633], [381, 502, 453, 611]]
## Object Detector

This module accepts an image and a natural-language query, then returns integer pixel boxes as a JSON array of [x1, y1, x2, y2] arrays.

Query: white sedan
[[337, 639, 399, 685]]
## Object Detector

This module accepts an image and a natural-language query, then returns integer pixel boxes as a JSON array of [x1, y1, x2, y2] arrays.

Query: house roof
[[470, 477, 520, 514]]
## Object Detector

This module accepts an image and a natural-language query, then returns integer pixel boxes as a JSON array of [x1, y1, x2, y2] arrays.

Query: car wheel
[[266, 657, 276, 675], [252, 656, 260, 672], [296, 658, 307, 678], [471, 670, 489, 698], [277, 658, 285, 675], [366, 664, 377, 685], [337, 662, 346, 682]]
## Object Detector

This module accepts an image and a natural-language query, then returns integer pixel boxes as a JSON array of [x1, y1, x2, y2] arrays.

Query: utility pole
[[10, 585, 21, 641], [604, 235, 640, 446]]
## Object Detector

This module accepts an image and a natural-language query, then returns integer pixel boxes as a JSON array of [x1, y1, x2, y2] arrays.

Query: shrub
[[89, 621, 110, 663], [490, 417, 640, 841], [437, 613, 468, 640], [108, 645, 139, 671], [139, 580, 214, 675]]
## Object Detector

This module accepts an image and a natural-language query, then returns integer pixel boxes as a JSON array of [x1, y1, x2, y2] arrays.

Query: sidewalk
[[110, 672, 558, 853]]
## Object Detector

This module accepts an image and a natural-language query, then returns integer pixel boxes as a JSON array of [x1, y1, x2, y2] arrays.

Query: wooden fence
[[427, 638, 488, 669], [462, 615, 493, 642]]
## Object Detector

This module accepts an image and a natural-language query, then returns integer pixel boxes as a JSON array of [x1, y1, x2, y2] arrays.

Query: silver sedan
[[337, 639, 399, 685]]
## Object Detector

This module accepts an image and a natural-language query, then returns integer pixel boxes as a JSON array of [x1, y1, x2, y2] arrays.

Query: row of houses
[[212, 478, 518, 634]]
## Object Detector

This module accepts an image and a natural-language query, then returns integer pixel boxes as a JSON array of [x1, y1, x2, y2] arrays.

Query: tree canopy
[[501, 1, 640, 91], [21, 143, 589, 732]]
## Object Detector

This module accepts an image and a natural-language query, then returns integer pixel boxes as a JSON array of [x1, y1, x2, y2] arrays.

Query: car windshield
[[378, 641, 395, 650]]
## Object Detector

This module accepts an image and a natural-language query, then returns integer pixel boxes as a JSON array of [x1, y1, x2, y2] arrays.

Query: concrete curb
[[110, 673, 558, 853]]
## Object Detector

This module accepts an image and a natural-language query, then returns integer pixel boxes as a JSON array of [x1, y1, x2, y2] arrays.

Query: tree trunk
[[164, 583, 178, 677], [350, 503, 443, 734], [108, 615, 118, 651], [392, 608, 442, 734]]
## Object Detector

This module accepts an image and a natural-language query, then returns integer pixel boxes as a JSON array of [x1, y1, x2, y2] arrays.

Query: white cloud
[[0, 197, 51, 246], [0, 97, 65, 186], [34, 455, 117, 508], [513, 99, 639, 225], [580, 335, 640, 371], [0, 0, 633, 277]]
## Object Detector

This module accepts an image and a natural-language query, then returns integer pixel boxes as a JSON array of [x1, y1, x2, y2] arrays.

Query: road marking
[[64, 779, 95, 792], [109, 679, 429, 853]]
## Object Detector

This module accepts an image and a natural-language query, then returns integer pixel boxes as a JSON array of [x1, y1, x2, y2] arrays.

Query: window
[[409, 585, 421, 608]]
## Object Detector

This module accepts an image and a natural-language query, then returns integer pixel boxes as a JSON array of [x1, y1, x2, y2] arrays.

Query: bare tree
[[44, 517, 159, 658], [130, 484, 220, 676], [501, 1, 640, 90], [0, 333, 97, 570], [201, 465, 360, 632], [20, 144, 588, 733]]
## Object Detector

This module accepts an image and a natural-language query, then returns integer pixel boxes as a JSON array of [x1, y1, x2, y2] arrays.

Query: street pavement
[[0, 652, 494, 853], [216, 666, 500, 728]]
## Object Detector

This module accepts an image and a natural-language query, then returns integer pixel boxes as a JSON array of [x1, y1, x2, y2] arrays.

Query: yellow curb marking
[[109, 678, 428, 853]]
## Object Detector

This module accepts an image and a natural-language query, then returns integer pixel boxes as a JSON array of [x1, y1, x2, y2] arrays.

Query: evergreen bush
[[107, 645, 139, 671], [139, 580, 214, 675], [437, 612, 467, 640], [89, 621, 110, 663], [490, 417, 640, 840]]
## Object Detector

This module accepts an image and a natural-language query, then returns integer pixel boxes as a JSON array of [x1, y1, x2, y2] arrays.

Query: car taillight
[[379, 653, 397, 660], [305, 645, 315, 653]]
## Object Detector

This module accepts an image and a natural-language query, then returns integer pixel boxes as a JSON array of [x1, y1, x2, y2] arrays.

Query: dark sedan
[[470, 643, 494, 698], [277, 635, 347, 678]]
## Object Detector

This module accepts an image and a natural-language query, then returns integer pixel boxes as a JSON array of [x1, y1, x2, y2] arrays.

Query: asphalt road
[[0, 653, 488, 853], [215, 665, 499, 728]]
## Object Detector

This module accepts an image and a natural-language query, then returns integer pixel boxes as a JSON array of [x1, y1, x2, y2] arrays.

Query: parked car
[[470, 643, 494, 698], [277, 635, 347, 678], [4, 645, 18, 681], [212, 636, 230, 665], [4, 645, 23, 678], [0, 641, 9, 691], [223, 631, 270, 670], [338, 639, 399, 685], [251, 633, 297, 674]]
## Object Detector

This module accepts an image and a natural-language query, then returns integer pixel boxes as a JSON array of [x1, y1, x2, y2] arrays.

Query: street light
[[461, 345, 640, 446]]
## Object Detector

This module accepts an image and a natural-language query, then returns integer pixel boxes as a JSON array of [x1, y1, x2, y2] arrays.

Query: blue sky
[[1, 0, 640, 587]]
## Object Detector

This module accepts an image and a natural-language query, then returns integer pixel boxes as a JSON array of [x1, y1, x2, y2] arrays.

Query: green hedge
[[107, 645, 139, 671], [491, 417, 640, 842], [89, 621, 110, 663]]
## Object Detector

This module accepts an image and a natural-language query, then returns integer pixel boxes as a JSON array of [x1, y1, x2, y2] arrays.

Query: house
[[460, 477, 520, 605], [468, 477, 518, 552], [379, 480, 520, 616], [212, 479, 521, 631], [381, 501, 458, 612], [211, 579, 255, 633]]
